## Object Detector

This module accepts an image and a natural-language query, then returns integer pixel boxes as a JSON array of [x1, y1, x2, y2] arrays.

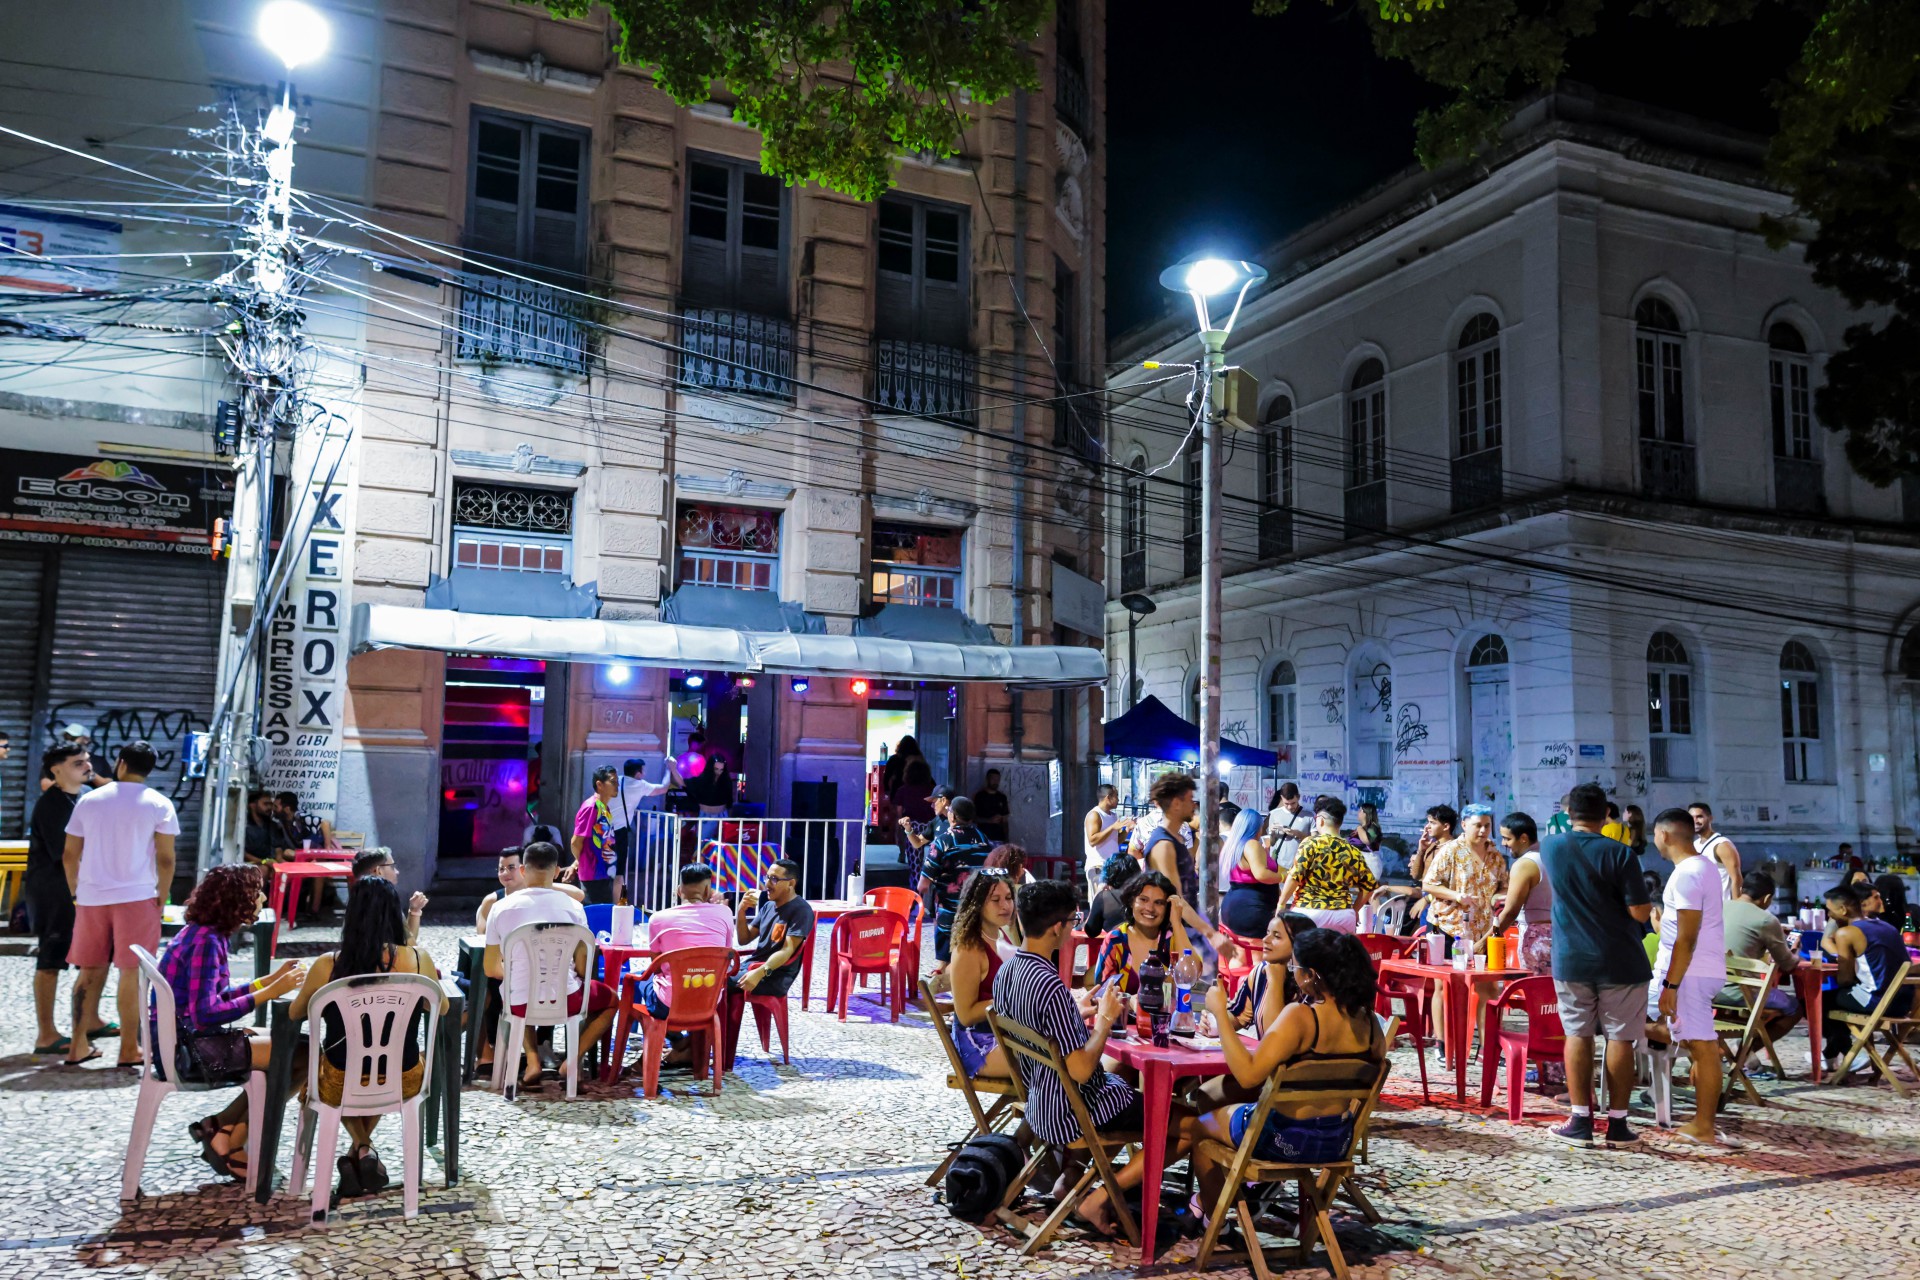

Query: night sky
[[1102, 0, 1814, 341]]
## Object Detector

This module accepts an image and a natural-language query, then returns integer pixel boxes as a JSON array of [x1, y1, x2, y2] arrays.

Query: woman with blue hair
[[1421, 802, 1508, 950], [1219, 805, 1283, 936]]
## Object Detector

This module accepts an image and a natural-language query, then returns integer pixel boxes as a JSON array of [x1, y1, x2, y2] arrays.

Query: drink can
[[1151, 1010, 1171, 1048]]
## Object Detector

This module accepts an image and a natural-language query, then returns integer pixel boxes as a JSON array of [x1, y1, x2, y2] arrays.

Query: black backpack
[[943, 1133, 1026, 1222]]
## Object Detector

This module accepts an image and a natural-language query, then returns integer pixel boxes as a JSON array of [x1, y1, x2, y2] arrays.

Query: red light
[[737, 676, 756, 689], [851, 678, 869, 697], [443, 790, 457, 801]]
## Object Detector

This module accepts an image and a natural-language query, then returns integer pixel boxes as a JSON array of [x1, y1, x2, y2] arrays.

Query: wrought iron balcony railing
[[455, 274, 589, 374], [678, 306, 797, 400], [872, 338, 977, 424]]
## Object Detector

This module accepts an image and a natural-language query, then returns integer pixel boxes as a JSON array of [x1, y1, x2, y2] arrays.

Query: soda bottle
[[1172, 948, 1200, 1035]]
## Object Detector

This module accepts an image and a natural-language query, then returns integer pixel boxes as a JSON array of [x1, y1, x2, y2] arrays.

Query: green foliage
[[1267, 0, 1920, 486], [537, 0, 1049, 200]]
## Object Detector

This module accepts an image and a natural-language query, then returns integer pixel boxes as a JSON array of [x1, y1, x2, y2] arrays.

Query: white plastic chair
[[289, 972, 442, 1222], [494, 921, 596, 1101], [1638, 1040, 1675, 1127], [122, 944, 266, 1198]]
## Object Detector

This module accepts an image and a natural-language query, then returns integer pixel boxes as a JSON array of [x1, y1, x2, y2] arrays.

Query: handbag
[[174, 1027, 253, 1086]]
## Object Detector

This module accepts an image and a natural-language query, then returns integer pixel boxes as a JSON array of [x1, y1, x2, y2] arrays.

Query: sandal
[[199, 1124, 248, 1181], [335, 1153, 365, 1200], [188, 1113, 224, 1145], [85, 1023, 121, 1042], [358, 1148, 390, 1193], [61, 1049, 102, 1067], [32, 1037, 72, 1056]]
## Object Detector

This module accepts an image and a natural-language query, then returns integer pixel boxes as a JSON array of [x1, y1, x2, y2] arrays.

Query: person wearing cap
[[40, 726, 107, 794]]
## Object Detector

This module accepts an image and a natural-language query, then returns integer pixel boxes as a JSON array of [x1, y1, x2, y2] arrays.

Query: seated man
[[355, 848, 428, 946], [993, 878, 1193, 1237], [476, 847, 584, 930], [483, 840, 618, 1092], [734, 858, 814, 1000], [1714, 871, 1803, 1046], [1820, 881, 1915, 1077], [243, 790, 280, 865], [642, 863, 739, 1064]]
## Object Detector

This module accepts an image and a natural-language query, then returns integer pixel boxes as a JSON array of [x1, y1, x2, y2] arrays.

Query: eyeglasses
[[978, 866, 1011, 878], [764, 874, 795, 885]]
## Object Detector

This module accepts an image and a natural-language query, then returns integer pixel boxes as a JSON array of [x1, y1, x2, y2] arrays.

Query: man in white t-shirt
[[606, 754, 682, 888], [484, 840, 616, 1092], [1650, 807, 1730, 1149], [62, 740, 179, 1068], [1264, 783, 1313, 870]]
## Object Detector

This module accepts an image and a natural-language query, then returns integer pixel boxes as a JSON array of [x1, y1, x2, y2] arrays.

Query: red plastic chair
[[605, 946, 736, 1097], [1479, 975, 1566, 1123], [744, 993, 792, 1064], [827, 907, 910, 1022], [1215, 928, 1261, 999], [864, 886, 926, 988], [1360, 933, 1432, 1103]]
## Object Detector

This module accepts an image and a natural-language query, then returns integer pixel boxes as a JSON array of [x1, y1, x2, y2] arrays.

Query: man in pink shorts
[[63, 740, 179, 1068]]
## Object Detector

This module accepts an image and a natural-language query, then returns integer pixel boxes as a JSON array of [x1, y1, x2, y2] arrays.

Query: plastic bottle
[[1172, 948, 1200, 1035]]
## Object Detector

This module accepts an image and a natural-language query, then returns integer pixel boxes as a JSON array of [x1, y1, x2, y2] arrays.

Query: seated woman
[[155, 864, 304, 1181], [288, 875, 448, 1201], [1219, 806, 1283, 938], [1084, 852, 1139, 938], [1189, 911, 1314, 1109], [1091, 870, 1190, 990], [1183, 929, 1386, 1219], [945, 870, 1018, 1079]]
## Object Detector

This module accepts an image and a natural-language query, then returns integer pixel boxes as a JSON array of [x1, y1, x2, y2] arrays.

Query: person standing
[[1648, 807, 1730, 1148], [1279, 795, 1377, 934], [607, 755, 681, 901], [1421, 804, 1506, 950], [571, 765, 622, 905], [973, 768, 1012, 844], [1689, 802, 1742, 900], [1141, 772, 1200, 906], [1538, 782, 1651, 1146], [1410, 804, 1460, 885], [1490, 812, 1553, 975], [1263, 783, 1312, 871], [27, 743, 107, 1055], [62, 740, 178, 1068], [1082, 784, 1132, 903]]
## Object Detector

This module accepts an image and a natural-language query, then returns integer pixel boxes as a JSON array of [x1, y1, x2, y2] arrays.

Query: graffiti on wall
[[1219, 718, 1251, 743], [1536, 741, 1573, 769], [1395, 703, 1431, 758], [1617, 749, 1648, 798], [1320, 686, 1344, 728], [47, 702, 206, 808]]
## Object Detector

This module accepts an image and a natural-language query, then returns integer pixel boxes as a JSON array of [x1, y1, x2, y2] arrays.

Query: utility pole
[[1195, 328, 1226, 914]]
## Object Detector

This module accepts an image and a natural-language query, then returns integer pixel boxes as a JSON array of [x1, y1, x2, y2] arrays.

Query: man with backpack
[[919, 795, 995, 968]]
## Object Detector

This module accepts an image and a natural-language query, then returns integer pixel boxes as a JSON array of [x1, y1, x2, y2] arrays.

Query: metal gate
[[0, 549, 46, 837], [38, 549, 221, 853]]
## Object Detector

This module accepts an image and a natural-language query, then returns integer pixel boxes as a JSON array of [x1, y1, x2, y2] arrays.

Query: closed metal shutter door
[[0, 549, 46, 838], [43, 549, 221, 855]]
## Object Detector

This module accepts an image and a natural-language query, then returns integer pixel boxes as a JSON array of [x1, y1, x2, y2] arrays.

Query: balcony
[[1639, 438, 1697, 502], [679, 306, 796, 400], [1344, 480, 1386, 539], [1258, 508, 1293, 560], [455, 274, 589, 374], [1773, 454, 1826, 516], [1451, 447, 1504, 514], [1054, 380, 1103, 466], [1056, 56, 1092, 143], [872, 338, 976, 424]]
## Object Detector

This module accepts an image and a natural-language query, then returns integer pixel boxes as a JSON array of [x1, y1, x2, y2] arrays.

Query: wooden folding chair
[[1193, 1054, 1393, 1280], [1338, 1015, 1399, 1224], [987, 1009, 1143, 1256], [1830, 962, 1920, 1096], [1712, 956, 1780, 1107], [921, 977, 1027, 1186]]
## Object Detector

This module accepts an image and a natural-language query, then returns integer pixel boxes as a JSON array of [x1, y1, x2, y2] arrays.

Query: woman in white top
[[1083, 784, 1132, 902]]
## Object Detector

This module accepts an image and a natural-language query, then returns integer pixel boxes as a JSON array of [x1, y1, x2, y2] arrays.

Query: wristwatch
[[1662, 980, 1679, 990]]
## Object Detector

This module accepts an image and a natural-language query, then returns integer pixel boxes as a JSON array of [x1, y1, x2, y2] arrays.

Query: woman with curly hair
[[1091, 869, 1192, 990], [945, 869, 1018, 1078], [1183, 929, 1386, 1219], [154, 863, 305, 1180]]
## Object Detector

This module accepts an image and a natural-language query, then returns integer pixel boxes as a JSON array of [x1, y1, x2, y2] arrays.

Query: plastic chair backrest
[[835, 907, 907, 968], [502, 921, 595, 1023], [865, 887, 923, 935], [303, 972, 442, 1113], [131, 945, 174, 1080], [1357, 934, 1410, 966], [640, 946, 734, 1027], [1492, 974, 1564, 1054]]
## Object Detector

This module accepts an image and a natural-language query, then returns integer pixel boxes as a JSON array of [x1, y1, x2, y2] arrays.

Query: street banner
[[0, 448, 231, 552], [0, 202, 123, 293]]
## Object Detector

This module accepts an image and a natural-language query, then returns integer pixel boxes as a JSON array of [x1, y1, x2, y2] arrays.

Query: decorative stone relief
[[873, 488, 977, 521], [677, 392, 776, 436], [674, 469, 795, 501], [449, 442, 586, 478]]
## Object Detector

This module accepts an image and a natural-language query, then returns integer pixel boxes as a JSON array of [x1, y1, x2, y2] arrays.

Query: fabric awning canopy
[[350, 604, 1107, 688], [1100, 694, 1279, 768]]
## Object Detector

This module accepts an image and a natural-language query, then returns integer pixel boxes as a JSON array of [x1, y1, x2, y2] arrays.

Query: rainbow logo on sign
[[58, 460, 165, 489]]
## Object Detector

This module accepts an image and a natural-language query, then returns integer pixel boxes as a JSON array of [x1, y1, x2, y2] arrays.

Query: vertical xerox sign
[[263, 422, 354, 823]]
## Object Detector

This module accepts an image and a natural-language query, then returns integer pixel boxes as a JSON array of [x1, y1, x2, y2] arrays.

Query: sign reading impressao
[[0, 448, 230, 553]]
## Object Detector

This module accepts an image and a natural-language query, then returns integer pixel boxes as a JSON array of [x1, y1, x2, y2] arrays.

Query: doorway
[[1464, 634, 1513, 811], [439, 657, 544, 859]]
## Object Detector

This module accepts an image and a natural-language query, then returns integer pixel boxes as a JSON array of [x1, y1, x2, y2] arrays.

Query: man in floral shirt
[[1422, 803, 1509, 949]]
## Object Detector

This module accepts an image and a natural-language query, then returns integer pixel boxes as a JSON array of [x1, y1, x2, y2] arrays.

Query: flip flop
[[32, 1037, 72, 1056], [61, 1049, 102, 1067], [1671, 1131, 1742, 1152], [85, 1023, 121, 1041]]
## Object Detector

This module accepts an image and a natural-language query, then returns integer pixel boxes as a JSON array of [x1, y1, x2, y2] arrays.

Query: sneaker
[[1604, 1116, 1641, 1146], [1550, 1115, 1594, 1145]]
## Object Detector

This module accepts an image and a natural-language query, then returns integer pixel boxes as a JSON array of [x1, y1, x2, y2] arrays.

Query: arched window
[[1266, 660, 1297, 769], [1769, 322, 1814, 462], [1347, 359, 1386, 487], [1468, 634, 1510, 667], [1901, 628, 1920, 680], [1120, 456, 1147, 592], [1454, 314, 1502, 457], [1185, 668, 1202, 727], [1635, 298, 1687, 444], [1780, 641, 1823, 782], [1350, 650, 1394, 782], [1464, 633, 1513, 810], [1647, 630, 1697, 780], [1259, 396, 1293, 558]]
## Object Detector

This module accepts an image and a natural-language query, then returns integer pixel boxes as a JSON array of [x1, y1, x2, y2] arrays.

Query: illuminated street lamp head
[[1158, 255, 1268, 337], [258, 0, 330, 70]]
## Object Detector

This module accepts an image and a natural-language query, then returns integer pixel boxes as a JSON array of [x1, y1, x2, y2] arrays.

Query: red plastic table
[[797, 899, 861, 1010], [1793, 958, 1838, 1080], [1378, 956, 1528, 1102], [596, 931, 654, 989], [267, 854, 355, 948], [1103, 1033, 1241, 1266]]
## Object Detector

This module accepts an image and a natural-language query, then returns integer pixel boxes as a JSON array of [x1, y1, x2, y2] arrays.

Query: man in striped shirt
[[993, 879, 1194, 1235]]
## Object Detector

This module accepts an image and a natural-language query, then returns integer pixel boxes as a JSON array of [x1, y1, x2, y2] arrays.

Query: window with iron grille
[[1780, 640, 1823, 782], [1347, 359, 1386, 486], [467, 111, 588, 275], [871, 521, 963, 608], [1182, 442, 1201, 577], [1647, 629, 1697, 780], [676, 502, 781, 591], [452, 482, 574, 579], [1121, 471, 1147, 592]]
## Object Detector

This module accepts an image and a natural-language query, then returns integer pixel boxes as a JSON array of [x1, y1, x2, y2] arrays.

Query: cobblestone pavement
[[1, 916, 1917, 1279]]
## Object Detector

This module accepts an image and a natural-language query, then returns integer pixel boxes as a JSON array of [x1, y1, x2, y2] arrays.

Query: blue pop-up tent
[[1100, 695, 1278, 768]]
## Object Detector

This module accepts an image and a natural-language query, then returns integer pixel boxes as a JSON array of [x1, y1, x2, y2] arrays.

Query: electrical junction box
[[1220, 366, 1260, 431]]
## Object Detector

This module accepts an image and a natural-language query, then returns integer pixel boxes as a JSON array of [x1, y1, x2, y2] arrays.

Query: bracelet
[[1662, 980, 1679, 990]]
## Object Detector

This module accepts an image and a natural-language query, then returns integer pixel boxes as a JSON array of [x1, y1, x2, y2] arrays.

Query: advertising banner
[[0, 203, 122, 293], [0, 448, 230, 553]]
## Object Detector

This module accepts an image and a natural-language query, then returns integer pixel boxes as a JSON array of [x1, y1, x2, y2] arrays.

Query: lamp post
[[1119, 592, 1156, 712], [1157, 256, 1266, 915]]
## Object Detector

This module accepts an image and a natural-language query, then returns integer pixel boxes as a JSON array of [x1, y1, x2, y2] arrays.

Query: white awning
[[350, 604, 1107, 688]]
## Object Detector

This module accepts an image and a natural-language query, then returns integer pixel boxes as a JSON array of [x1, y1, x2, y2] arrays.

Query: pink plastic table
[[1379, 956, 1527, 1102], [1103, 1033, 1240, 1266]]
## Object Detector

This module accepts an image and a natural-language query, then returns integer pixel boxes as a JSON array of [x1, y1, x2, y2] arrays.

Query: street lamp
[[258, 1, 331, 71], [1119, 591, 1156, 712], [1160, 254, 1266, 915]]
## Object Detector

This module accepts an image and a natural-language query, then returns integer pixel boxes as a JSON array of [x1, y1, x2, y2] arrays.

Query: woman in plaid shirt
[[154, 864, 303, 1179]]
